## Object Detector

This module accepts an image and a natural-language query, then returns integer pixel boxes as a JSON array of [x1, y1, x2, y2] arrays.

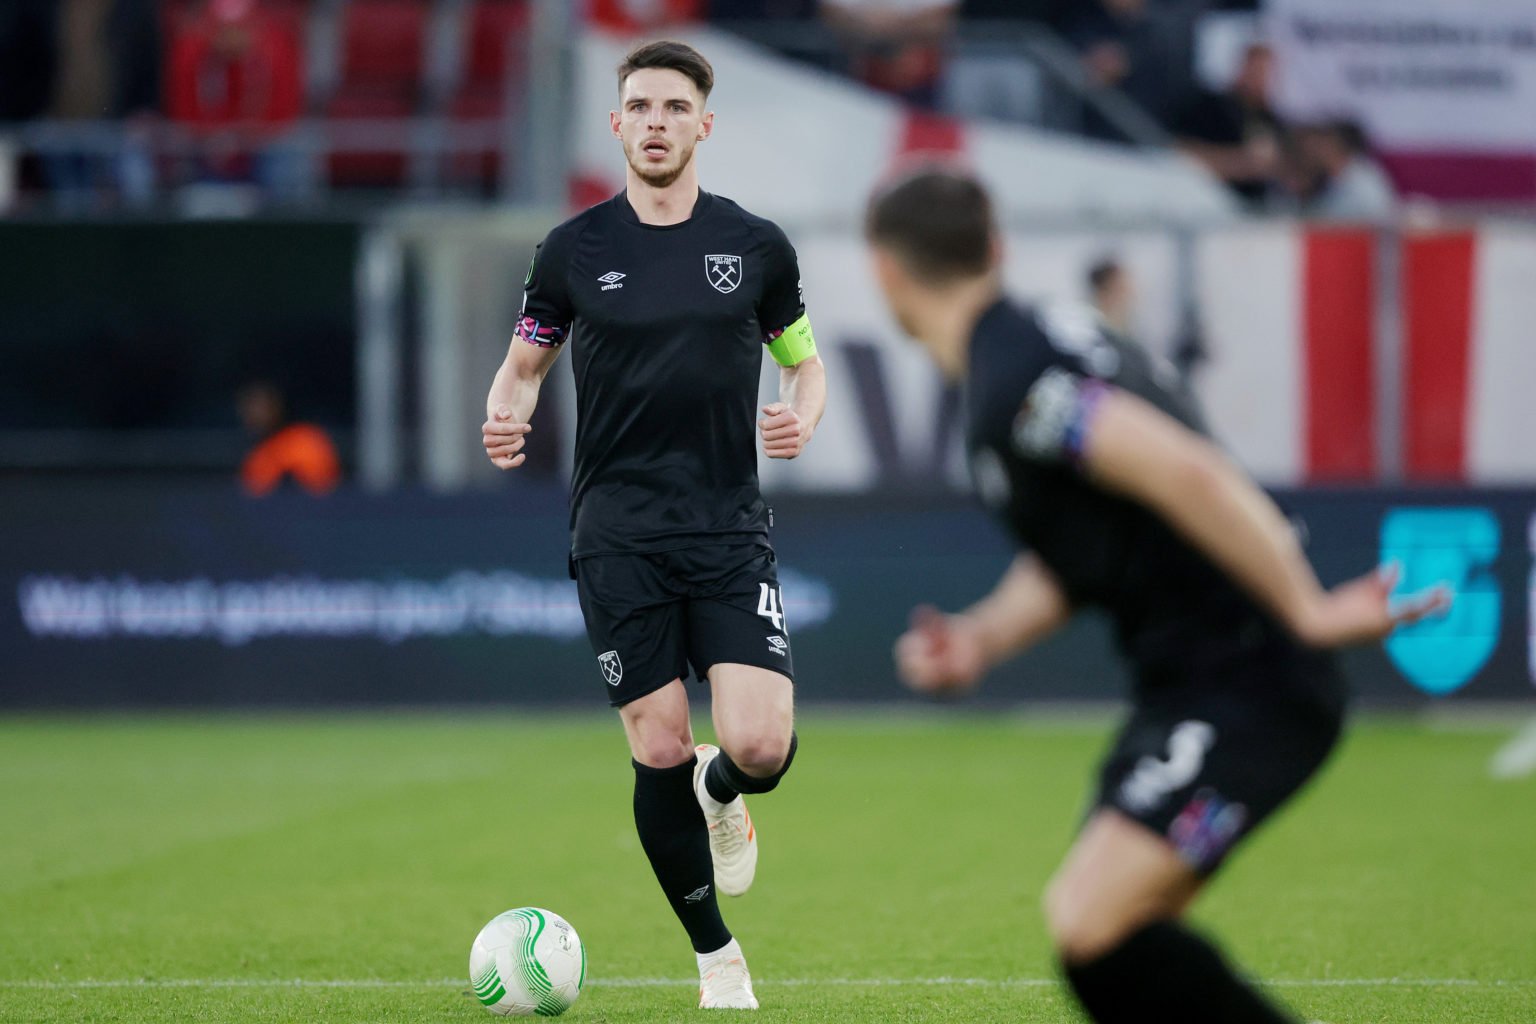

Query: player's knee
[[631, 734, 694, 770], [1043, 878, 1128, 964], [724, 732, 791, 778]]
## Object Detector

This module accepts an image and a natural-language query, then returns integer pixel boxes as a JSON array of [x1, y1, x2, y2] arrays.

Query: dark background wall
[[0, 221, 358, 437]]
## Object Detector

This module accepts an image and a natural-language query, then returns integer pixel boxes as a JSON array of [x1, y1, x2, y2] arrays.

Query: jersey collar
[[612, 189, 713, 229]]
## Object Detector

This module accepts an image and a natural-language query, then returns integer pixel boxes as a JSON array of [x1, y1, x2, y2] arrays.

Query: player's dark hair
[[617, 40, 714, 101], [1087, 257, 1122, 294], [865, 168, 995, 284]]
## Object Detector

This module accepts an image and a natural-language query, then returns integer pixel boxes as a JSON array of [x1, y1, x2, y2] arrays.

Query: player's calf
[[1048, 813, 1297, 1023], [1060, 921, 1299, 1024]]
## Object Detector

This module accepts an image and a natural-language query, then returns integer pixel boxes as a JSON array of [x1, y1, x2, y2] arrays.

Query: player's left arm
[[758, 224, 825, 460], [762, 351, 825, 460]]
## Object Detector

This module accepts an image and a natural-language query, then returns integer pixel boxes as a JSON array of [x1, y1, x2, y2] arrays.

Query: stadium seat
[[324, 0, 431, 188], [446, 1, 529, 193]]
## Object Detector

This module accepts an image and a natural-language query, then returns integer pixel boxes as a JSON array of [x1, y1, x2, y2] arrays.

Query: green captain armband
[[765, 313, 817, 367]]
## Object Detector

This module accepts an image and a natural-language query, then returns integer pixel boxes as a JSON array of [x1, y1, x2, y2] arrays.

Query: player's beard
[[626, 136, 696, 189]]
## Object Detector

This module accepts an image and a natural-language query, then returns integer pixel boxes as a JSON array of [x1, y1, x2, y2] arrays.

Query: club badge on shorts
[[706, 254, 742, 294], [598, 650, 623, 686]]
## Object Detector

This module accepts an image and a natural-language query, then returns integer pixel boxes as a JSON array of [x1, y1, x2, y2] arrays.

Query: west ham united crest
[[598, 650, 623, 686], [705, 254, 742, 293]]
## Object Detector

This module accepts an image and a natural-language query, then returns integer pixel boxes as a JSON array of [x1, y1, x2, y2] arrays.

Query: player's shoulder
[[967, 298, 1095, 437], [969, 297, 1058, 375], [539, 196, 616, 249], [709, 194, 793, 249]]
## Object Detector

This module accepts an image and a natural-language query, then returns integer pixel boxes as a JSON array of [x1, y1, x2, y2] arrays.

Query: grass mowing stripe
[[3, 717, 1530, 1023]]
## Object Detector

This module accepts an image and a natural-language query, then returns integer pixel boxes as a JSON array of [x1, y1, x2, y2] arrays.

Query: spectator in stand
[[1066, 0, 1194, 136], [109, 0, 163, 207], [707, 0, 815, 20], [1087, 257, 1134, 337], [237, 380, 341, 497], [707, 1, 820, 71], [1171, 41, 1281, 207], [588, 0, 703, 32], [41, 0, 113, 211], [166, 0, 303, 194], [943, 0, 1064, 125], [1295, 120, 1397, 222], [959, 0, 1065, 23], [819, 0, 958, 109]]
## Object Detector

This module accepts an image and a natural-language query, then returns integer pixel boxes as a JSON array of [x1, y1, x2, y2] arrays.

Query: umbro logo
[[598, 271, 625, 291], [767, 635, 788, 657], [684, 885, 711, 903]]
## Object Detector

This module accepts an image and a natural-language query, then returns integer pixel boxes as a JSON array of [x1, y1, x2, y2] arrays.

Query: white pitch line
[[1490, 716, 1536, 779], [2, 977, 1533, 991]]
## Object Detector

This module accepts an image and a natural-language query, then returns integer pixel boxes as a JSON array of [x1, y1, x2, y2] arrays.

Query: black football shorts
[[573, 543, 795, 707], [1093, 646, 1347, 876]]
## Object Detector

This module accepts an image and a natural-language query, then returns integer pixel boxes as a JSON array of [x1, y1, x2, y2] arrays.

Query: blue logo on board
[[1380, 508, 1500, 696]]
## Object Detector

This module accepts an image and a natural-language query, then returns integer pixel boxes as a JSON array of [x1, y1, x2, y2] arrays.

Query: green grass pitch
[[1, 711, 1532, 1023]]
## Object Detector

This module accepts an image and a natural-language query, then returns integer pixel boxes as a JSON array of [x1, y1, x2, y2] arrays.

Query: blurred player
[[865, 168, 1448, 1024], [1086, 256, 1132, 337], [480, 40, 826, 1010]]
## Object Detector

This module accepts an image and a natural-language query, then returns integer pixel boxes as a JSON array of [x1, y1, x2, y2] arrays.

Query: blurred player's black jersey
[[518, 191, 805, 559], [965, 298, 1323, 682]]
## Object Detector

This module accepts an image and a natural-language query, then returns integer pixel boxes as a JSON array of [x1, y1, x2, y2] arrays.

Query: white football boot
[[693, 743, 758, 897], [697, 938, 759, 1010]]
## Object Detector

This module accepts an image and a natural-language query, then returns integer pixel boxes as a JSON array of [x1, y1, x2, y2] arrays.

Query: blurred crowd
[[702, 0, 1396, 218], [0, 0, 307, 209], [0, 0, 1396, 217]]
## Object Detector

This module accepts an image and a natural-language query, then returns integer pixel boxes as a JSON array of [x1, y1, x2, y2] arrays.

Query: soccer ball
[[468, 907, 585, 1016]]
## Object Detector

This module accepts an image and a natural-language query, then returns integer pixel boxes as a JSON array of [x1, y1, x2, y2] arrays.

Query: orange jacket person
[[237, 381, 340, 496]]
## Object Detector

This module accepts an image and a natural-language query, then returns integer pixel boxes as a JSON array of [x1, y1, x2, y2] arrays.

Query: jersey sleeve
[[514, 228, 575, 348], [756, 222, 817, 367], [1004, 306, 1118, 467]]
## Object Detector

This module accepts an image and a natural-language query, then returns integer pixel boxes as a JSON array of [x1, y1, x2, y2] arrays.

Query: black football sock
[[632, 757, 732, 955], [1062, 921, 1298, 1024], [704, 731, 798, 804]]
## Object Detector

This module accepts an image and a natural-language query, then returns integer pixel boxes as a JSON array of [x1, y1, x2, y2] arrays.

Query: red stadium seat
[[461, 0, 529, 92], [446, 1, 529, 192], [325, 0, 430, 188], [336, 0, 428, 84]]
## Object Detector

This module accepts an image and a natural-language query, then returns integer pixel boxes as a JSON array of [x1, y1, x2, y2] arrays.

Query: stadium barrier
[[3, 480, 1531, 707], [8, 218, 1536, 488]]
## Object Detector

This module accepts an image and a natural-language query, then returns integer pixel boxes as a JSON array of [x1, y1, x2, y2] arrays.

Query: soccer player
[[865, 169, 1449, 1024], [480, 41, 825, 1010]]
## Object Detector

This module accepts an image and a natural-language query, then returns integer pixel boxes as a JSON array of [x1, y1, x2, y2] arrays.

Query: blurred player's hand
[[1300, 563, 1453, 647], [895, 606, 987, 696], [482, 404, 532, 469], [760, 403, 805, 459]]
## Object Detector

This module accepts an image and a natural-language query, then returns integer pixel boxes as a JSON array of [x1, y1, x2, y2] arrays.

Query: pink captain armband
[[515, 315, 567, 348]]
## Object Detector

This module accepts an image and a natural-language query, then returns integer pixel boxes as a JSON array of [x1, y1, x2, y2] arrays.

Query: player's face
[[871, 246, 927, 347], [612, 69, 712, 189]]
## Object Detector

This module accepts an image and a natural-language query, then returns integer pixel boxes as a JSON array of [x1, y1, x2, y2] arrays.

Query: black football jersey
[[517, 191, 805, 559], [965, 298, 1293, 672]]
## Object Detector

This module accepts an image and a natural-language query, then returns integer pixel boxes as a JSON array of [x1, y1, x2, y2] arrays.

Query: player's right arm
[[1072, 386, 1450, 646], [482, 235, 573, 471], [483, 340, 563, 469], [895, 553, 1071, 695]]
